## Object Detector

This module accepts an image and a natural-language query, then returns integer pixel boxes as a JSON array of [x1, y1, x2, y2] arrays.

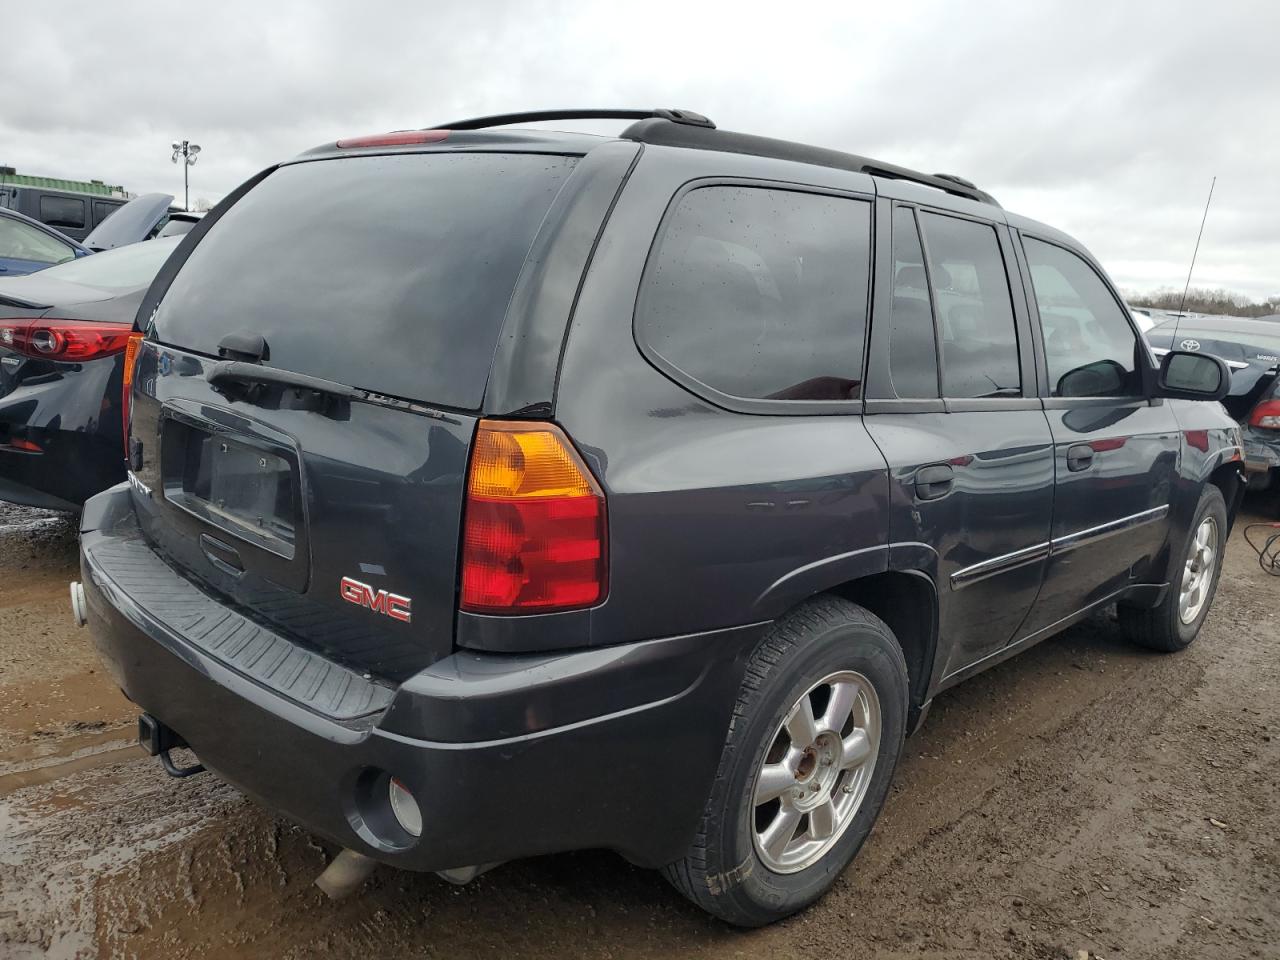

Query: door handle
[[1066, 444, 1095, 472], [914, 464, 954, 500], [200, 533, 244, 576]]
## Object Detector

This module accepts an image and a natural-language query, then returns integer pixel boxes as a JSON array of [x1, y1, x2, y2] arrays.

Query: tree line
[[1129, 287, 1280, 318]]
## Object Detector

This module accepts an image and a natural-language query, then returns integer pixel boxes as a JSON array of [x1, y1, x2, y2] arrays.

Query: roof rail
[[619, 118, 999, 207], [429, 108, 715, 131], [423, 109, 995, 207]]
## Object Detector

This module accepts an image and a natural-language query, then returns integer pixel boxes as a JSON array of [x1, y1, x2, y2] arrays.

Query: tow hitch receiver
[[138, 713, 206, 778]]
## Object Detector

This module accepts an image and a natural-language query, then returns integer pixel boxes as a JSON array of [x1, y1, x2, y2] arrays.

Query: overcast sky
[[3, 1, 1275, 299]]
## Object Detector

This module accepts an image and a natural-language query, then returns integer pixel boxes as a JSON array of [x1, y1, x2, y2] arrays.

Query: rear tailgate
[[126, 150, 579, 679], [128, 344, 475, 679]]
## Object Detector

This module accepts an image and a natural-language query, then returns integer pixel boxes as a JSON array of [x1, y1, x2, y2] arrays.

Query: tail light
[[121, 333, 144, 457], [336, 130, 449, 148], [1249, 400, 1280, 430], [460, 420, 607, 613], [0, 319, 136, 361]]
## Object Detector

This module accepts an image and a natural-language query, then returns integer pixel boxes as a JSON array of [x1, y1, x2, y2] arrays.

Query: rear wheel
[[1119, 485, 1227, 651], [663, 597, 908, 926]]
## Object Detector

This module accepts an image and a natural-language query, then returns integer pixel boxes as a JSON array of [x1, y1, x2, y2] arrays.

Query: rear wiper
[[208, 360, 359, 400], [206, 360, 456, 422]]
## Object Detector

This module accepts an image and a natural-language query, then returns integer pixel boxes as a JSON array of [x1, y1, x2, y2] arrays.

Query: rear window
[[1151, 322, 1280, 360], [0, 216, 76, 264], [151, 152, 577, 408], [155, 216, 198, 238]]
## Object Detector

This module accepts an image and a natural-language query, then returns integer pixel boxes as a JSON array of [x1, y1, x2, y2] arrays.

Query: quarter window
[[38, 195, 86, 230], [1023, 237, 1143, 397], [918, 212, 1021, 398], [637, 185, 872, 402]]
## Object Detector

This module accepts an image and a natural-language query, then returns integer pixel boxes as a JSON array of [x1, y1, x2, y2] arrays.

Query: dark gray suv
[[76, 109, 1244, 926]]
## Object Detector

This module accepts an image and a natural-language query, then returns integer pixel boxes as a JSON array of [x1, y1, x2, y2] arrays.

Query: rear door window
[[1023, 237, 1144, 397], [887, 207, 939, 399], [39, 194, 86, 230], [151, 153, 577, 409], [636, 185, 872, 403], [918, 212, 1021, 398]]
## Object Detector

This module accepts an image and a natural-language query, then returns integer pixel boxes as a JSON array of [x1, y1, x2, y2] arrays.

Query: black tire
[[1118, 485, 1228, 652], [662, 596, 908, 927]]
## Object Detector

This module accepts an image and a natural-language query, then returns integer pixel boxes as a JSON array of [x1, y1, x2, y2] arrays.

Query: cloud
[[2, 0, 1275, 298]]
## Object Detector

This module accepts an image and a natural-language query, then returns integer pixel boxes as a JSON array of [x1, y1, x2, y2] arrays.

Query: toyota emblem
[[1180, 339, 1201, 352]]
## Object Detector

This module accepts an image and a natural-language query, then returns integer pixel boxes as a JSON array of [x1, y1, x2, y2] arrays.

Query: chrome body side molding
[[950, 505, 1170, 590]]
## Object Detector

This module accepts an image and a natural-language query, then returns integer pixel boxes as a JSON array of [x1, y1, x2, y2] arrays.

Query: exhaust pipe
[[69, 581, 87, 627], [315, 849, 378, 900], [436, 862, 503, 885]]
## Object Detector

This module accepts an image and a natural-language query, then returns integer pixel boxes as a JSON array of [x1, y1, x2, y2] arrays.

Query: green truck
[[0, 166, 130, 242]]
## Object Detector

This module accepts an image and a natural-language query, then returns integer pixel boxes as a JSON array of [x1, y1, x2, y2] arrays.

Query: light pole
[[170, 140, 201, 211]]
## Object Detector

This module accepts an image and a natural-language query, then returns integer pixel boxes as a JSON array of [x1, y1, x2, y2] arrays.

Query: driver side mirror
[[1155, 350, 1230, 402]]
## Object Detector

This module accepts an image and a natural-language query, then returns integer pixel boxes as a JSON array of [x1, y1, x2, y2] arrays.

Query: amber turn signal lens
[[121, 333, 144, 457], [468, 426, 598, 500]]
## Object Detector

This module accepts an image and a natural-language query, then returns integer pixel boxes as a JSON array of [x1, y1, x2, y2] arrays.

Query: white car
[[1130, 307, 1156, 334]]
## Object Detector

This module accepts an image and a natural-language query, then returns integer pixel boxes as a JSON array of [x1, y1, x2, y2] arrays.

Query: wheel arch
[[751, 547, 942, 731], [831, 569, 938, 725], [1206, 460, 1246, 532]]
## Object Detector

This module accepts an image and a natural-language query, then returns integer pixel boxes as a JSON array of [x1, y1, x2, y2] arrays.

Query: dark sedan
[[0, 236, 180, 510], [1147, 316, 1280, 493]]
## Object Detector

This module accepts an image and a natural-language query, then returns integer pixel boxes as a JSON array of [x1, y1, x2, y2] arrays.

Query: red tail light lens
[[460, 421, 607, 613], [1249, 399, 1280, 429], [0, 319, 135, 361], [336, 130, 449, 148], [121, 333, 144, 457]]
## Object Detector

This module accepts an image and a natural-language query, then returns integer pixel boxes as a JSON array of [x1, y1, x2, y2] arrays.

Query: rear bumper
[[0, 357, 124, 507], [0, 467, 80, 511], [0, 437, 121, 510], [80, 484, 760, 872], [1242, 427, 1280, 474]]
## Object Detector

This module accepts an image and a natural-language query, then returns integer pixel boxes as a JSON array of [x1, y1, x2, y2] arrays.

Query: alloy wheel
[[1178, 516, 1218, 625], [750, 670, 881, 874]]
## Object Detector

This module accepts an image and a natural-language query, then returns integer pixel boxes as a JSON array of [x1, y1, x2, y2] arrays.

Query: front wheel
[[663, 597, 908, 926], [1119, 485, 1228, 651]]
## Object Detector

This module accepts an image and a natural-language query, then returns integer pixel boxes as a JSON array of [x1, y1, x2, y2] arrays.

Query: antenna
[[1172, 176, 1216, 344]]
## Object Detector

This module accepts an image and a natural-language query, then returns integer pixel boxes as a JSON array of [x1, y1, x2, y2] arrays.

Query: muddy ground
[[0, 497, 1277, 960]]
